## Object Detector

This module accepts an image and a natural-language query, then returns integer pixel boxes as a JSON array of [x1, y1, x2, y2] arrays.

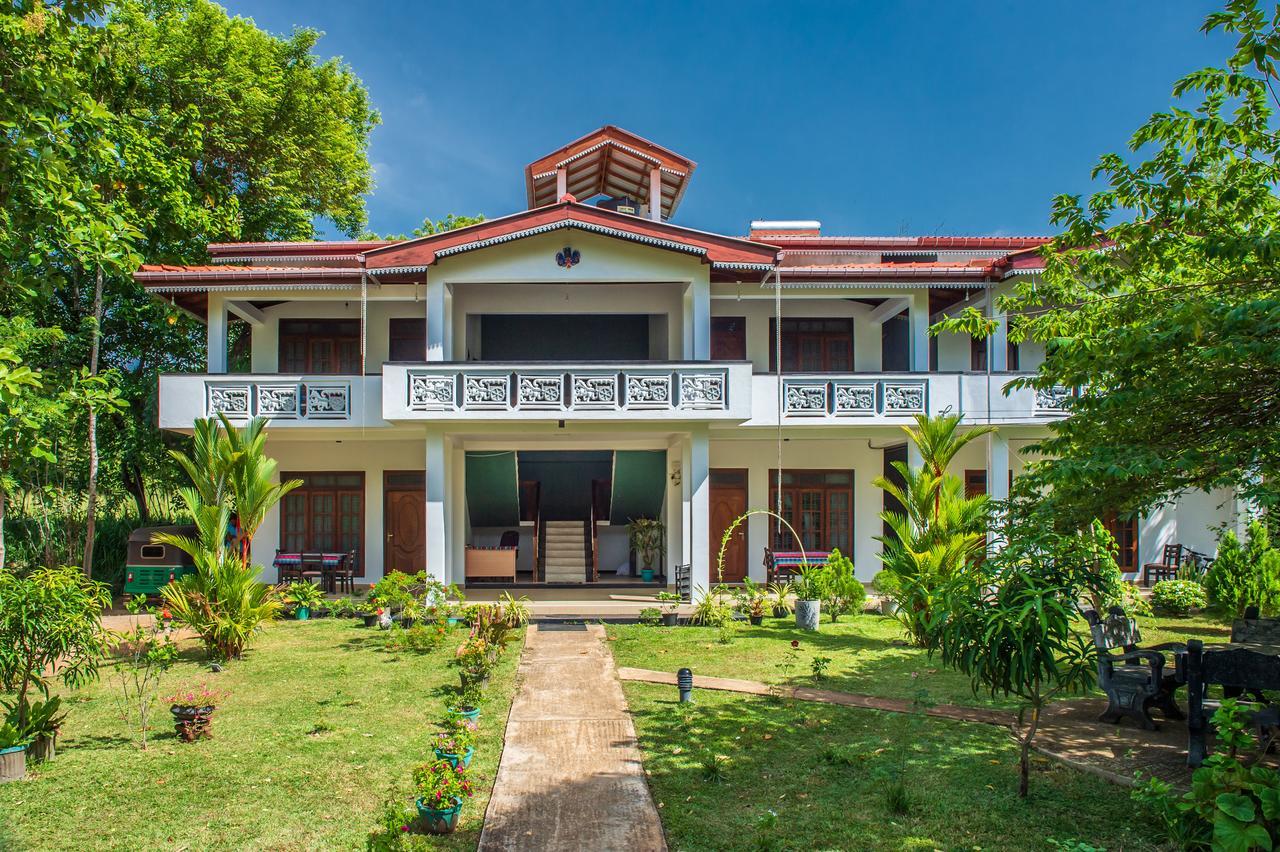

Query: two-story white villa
[[137, 126, 1240, 594]]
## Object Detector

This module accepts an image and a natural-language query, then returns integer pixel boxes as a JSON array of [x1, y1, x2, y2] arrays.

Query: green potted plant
[[412, 759, 474, 835], [0, 723, 28, 784], [452, 636, 495, 689], [448, 679, 483, 724], [433, 718, 477, 769], [736, 579, 769, 626], [281, 581, 324, 620], [791, 566, 823, 631], [3, 696, 66, 763], [655, 591, 683, 626], [166, 684, 226, 742], [872, 570, 902, 616], [767, 581, 793, 618], [627, 518, 666, 583]]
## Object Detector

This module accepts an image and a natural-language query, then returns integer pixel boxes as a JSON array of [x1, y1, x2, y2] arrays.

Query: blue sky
[[221, 1, 1228, 239]]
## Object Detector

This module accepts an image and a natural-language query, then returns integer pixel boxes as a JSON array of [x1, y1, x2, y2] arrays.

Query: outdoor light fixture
[[677, 667, 693, 703]]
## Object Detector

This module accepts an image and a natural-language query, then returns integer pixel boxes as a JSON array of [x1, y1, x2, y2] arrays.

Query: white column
[[207, 295, 228, 373], [425, 431, 449, 582], [989, 309, 1009, 372], [688, 427, 710, 595], [665, 441, 684, 585], [907, 441, 923, 472], [988, 430, 1010, 501], [555, 168, 567, 200], [649, 167, 662, 221], [449, 444, 466, 586], [690, 278, 710, 360], [426, 277, 447, 362], [747, 464, 769, 582], [908, 290, 930, 372]]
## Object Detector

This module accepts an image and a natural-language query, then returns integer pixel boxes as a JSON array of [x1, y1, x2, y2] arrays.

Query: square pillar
[[683, 278, 711, 361], [989, 309, 1009, 372], [649, 166, 662, 221], [207, 294, 228, 374], [449, 444, 466, 585], [988, 430, 1010, 501], [908, 290, 930, 372], [426, 278, 448, 362], [425, 431, 449, 582], [686, 428, 710, 594], [664, 442, 683, 584]]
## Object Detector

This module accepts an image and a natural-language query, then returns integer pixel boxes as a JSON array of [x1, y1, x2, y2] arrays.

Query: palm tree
[[169, 415, 302, 568]]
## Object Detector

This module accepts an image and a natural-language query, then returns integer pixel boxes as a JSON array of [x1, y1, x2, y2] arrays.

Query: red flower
[[790, 640, 800, 648]]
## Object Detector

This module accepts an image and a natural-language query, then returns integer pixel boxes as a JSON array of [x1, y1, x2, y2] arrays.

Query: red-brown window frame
[[278, 319, 361, 374], [768, 318, 854, 373], [768, 469, 854, 554], [280, 471, 365, 575]]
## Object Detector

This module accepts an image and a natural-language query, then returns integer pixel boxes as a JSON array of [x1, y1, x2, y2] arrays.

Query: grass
[[607, 610, 1230, 709], [624, 681, 1159, 851], [0, 617, 521, 851]]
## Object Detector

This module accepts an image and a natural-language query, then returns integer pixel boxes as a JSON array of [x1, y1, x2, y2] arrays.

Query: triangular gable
[[362, 201, 777, 276]]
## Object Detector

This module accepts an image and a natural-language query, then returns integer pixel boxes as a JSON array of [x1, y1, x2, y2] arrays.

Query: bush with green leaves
[[1133, 699, 1280, 851], [638, 607, 662, 626], [1206, 520, 1280, 617], [816, 549, 865, 621], [280, 580, 325, 610], [0, 565, 110, 732], [1151, 579, 1208, 616], [871, 569, 900, 597], [690, 586, 733, 627]]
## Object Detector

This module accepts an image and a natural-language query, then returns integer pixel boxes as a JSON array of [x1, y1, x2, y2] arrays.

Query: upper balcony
[[381, 361, 753, 422], [742, 372, 1069, 426], [157, 374, 387, 430]]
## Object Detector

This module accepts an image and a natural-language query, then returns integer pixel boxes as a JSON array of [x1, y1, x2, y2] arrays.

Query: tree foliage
[[938, 0, 1280, 523], [1205, 520, 1280, 616]]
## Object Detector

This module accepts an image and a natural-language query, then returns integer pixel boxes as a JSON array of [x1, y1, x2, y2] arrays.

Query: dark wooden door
[[710, 317, 746, 361], [385, 474, 426, 575], [710, 469, 748, 583]]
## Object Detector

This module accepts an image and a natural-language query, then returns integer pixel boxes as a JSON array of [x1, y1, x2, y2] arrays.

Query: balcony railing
[[158, 374, 384, 429], [382, 362, 753, 421], [780, 377, 928, 417]]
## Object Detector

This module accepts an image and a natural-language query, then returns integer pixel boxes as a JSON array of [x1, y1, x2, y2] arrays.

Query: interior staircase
[[542, 520, 587, 584]]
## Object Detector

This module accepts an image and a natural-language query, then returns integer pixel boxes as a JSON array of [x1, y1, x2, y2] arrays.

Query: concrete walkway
[[478, 624, 667, 852]]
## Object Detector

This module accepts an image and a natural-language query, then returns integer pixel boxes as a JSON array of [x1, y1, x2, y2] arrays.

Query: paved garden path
[[478, 623, 667, 851]]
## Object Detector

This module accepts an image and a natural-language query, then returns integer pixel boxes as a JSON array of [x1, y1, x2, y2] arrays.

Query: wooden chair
[[299, 552, 325, 588], [330, 551, 356, 595], [1184, 638, 1280, 766], [274, 551, 301, 584], [673, 563, 691, 602], [1142, 544, 1184, 586], [1084, 607, 1184, 730]]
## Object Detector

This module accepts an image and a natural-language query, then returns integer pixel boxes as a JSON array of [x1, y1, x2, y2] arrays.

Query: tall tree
[[940, 0, 1280, 525], [2, 0, 378, 576]]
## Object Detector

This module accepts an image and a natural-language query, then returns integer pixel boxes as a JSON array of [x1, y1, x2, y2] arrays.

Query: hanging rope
[[774, 265, 783, 546], [360, 271, 368, 440]]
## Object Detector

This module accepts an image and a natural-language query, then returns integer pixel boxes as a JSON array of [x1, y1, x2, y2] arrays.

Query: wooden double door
[[384, 472, 426, 575], [709, 469, 748, 583]]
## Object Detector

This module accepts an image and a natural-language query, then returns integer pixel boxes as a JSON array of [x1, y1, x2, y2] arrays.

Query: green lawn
[[608, 610, 1229, 709], [624, 681, 1158, 851], [0, 618, 521, 851]]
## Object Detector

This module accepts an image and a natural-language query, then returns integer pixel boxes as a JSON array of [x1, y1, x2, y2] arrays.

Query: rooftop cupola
[[523, 126, 696, 222]]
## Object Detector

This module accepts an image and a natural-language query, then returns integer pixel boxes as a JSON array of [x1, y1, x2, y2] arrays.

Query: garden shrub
[[1133, 699, 1280, 850], [1151, 579, 1208, 616], [817, 549, 865, 621], [1205, 521, 1280, 617], [638, 607, 661, 626]]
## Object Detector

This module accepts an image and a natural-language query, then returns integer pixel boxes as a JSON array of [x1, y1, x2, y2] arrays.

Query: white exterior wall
[[251, 436, 425, 585]]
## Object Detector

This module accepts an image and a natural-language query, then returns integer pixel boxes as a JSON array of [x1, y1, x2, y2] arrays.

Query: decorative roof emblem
[[556, 246, 580, 269]]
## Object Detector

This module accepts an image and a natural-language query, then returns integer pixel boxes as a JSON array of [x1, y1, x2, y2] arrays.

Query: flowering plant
[[452, 637, 495, 676], [434, 718, 477, 754], [165, 684, 227, 710], [412, 759, 473, 809]]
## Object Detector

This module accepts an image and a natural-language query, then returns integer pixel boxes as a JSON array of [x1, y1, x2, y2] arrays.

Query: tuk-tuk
[[124, 525, 197, 595]]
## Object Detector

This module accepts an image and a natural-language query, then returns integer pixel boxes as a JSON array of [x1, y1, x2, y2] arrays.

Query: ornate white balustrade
[[205, 380, 351, 420], [158, 374, 382, 430], [1033, 385, 1074, 414], [780, 377, 928, 418], [383, 362, 751, 421]]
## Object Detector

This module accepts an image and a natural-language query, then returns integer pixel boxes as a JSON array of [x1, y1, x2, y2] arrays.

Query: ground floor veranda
[[248, 424, 1239, 593]]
